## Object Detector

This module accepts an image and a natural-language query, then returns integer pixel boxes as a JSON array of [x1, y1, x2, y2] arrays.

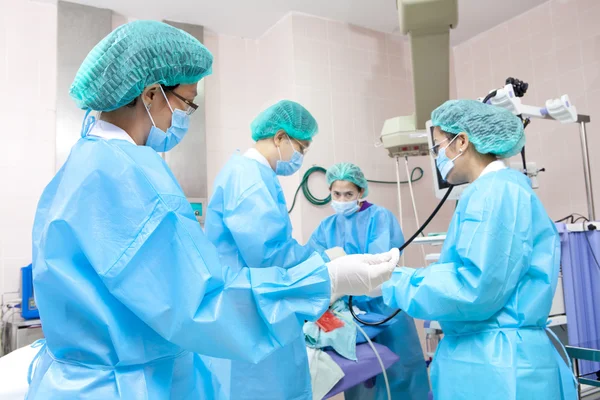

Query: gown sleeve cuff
[[249, 253, 331, 340], [382, 267, 417, 309]]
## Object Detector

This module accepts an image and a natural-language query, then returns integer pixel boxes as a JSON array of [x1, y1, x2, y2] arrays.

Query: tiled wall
[[454, 0, 600, 220], [0, 0, 57, 298]]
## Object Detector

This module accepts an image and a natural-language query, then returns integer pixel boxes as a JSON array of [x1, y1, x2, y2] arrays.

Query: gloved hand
[[326, 248, 400, 303]]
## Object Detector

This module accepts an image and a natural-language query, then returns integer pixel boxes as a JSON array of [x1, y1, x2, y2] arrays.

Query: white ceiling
[[67, 0, 549, 44]]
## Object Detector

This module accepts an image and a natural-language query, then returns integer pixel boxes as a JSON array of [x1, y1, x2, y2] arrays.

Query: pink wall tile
[[508, 38, 534, 81], [389, 54, 408, 80], [301, 136, 334, 174], [370, 76, 394, 100], [577, 0, 599, 13], [368, 51, 390, 78], [491, 45, 514, 85], [329, 45, 351, 69], [552, 20, 582, 50], [449, 51, 457, 98], [505, 14, 529, 43], [327, 20, 349, 46], [352, 96, 375, 142], [348, 47, 371, 74], [453, 43, 473, 67], [294, 36, 329, 65], [528, 3, 553, 37], [294, 86, 334, 142], [469, 38, 493, 80], [556, 42, 583, 75], [584, 61, 600, 93], [293, 14, 328, 41], [530, 32, 556, 59], [354, 143, 377, 178], [294, 61, 332, 90], [385, 34, 407, 57], [581, 34, 600, 65], [578, 2, 600, 39], [349, 25, 386, 53], [558, 67, 586, 99], [532, 78, 560, 105], [550, 0, 579, 27], [330, 66, 353, 94], [389, 78, 414, 109], [532, 53, 559, 83], [486, 24, 510, 50], [334, 141, 357, 163], [331, 93, 355, 142]]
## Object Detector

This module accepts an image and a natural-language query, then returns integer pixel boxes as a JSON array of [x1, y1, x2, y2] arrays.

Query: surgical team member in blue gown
[[309, 162, 430, 400], [28, 21, 398, 399], [203, 100, 337, 400], [382, 100, 577, 400]]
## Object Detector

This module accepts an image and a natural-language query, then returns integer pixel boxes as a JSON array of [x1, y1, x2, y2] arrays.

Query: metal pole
[[578, 120, 595, 221], [573, 357, 581, 400]]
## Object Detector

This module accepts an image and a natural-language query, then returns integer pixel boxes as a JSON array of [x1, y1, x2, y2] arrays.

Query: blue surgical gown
[[382, 168, 577, 400], [28, 136, 330, 399], [309, 203, 430, 400], [202, 153, 324, 400]]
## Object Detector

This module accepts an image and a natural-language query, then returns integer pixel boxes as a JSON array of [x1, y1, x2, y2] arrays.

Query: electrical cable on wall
[[287, 166, 424, 214]]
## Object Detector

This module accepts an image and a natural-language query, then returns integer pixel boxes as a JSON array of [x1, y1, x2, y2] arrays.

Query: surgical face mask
[[145, 87, 190, 152], [331, 200, 360, 216], [275, 136, 303, 176], [435, 135, 462, 181]]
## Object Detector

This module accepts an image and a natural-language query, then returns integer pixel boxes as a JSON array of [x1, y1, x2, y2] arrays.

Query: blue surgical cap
[[431, 100, 525, 158], [70, 20, 213, 112], [326, 163, 369, 198], [251, 100, 319, 142]]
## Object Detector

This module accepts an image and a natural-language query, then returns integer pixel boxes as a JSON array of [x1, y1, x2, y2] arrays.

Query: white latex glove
[[326, 248, 399, 303]]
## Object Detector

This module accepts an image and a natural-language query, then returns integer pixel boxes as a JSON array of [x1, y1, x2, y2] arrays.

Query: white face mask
[[331, 200, 360, 216]]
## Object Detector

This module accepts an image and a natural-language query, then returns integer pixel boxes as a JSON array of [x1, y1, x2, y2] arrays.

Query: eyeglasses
[[168, 90, 199, 116], [429, 138, 449, 157], [290, 137, 310, 155]]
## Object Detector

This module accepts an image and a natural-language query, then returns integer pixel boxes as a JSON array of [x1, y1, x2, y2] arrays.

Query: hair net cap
[[431, 99, 525, 158], [70, 20, 213, 112], [251, 100, 319, 142], [326, 163, 369, 198]]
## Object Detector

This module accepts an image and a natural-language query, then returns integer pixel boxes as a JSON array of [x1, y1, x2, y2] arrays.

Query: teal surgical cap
[[251, 100, 319, 142], [70, 20, 213, 112], [431, 99, 525, 158], [326, 163, 369, 198]]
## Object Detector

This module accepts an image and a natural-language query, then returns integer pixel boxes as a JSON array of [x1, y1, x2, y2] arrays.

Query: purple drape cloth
[[325, 343, 399, 398], [557, 223, 600, 376]]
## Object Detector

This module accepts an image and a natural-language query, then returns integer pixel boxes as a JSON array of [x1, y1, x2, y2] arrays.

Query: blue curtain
[[558, 223, 600, 376]]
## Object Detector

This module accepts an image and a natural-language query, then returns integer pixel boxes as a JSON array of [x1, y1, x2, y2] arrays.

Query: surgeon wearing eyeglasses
[[380, 100, 577, 400], [200, 100, 400, 400], [28, 22, 399, 399]]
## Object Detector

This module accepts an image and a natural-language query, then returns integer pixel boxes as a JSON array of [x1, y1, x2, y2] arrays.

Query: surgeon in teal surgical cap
[[382, 100, 577, 400], [202, 100, 403, 400], [309, 162, 430, 400], [28, 21, 399, 399]]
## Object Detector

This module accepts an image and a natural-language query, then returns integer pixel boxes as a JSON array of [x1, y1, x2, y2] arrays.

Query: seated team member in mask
[[381, 100, 577, 400], [308, 162, 430, 400], [203, 100, 399, 400], [28, 22, 399, 399]]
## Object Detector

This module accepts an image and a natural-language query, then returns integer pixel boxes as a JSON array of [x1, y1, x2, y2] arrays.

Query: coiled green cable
[[288, 166, 424, 213]]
